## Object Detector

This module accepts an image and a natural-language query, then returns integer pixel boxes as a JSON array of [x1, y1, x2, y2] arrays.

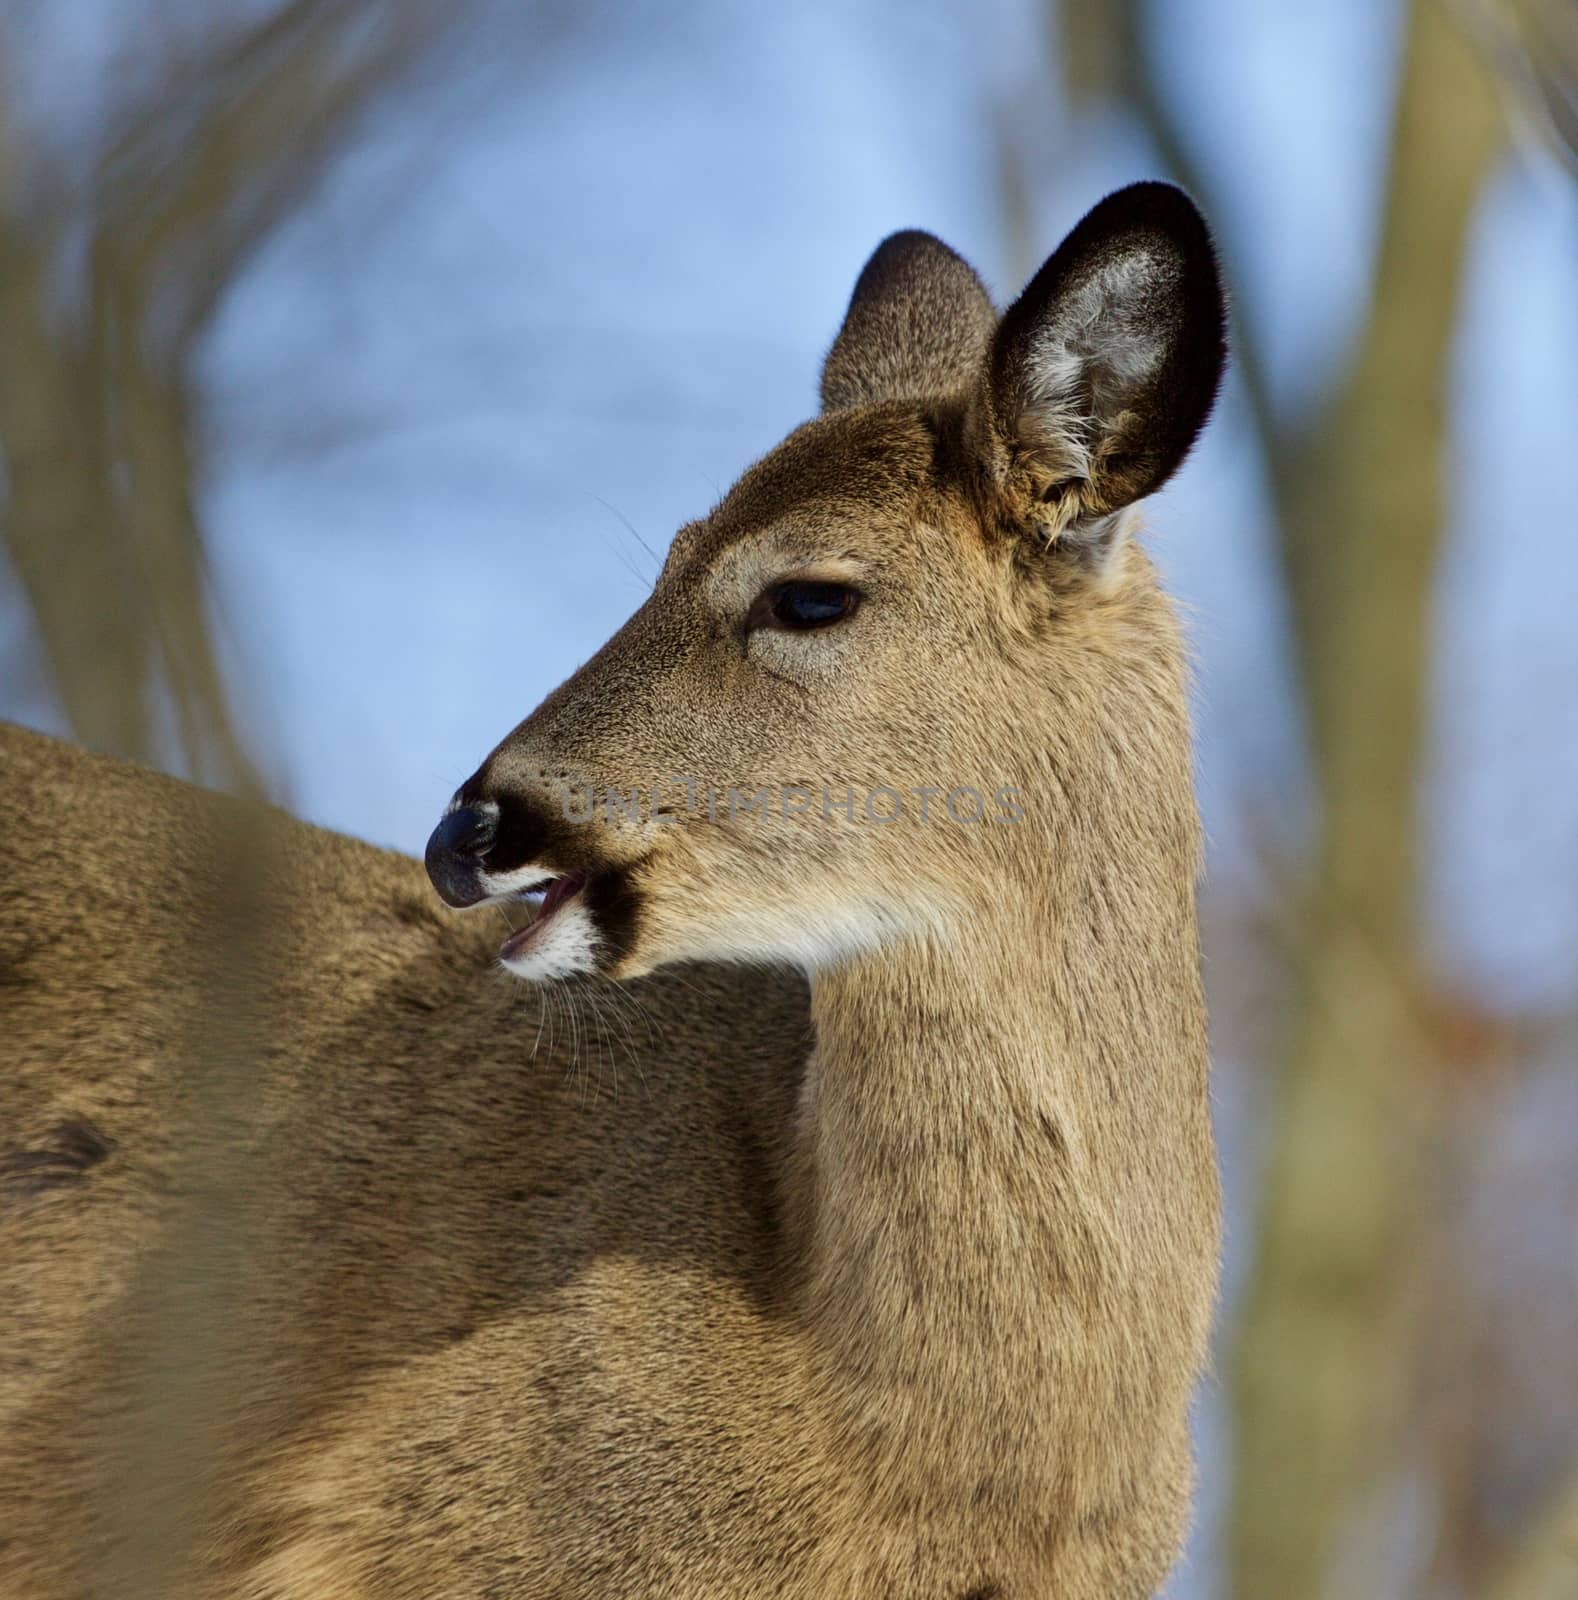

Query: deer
[[0, 179, 1224, 1599]]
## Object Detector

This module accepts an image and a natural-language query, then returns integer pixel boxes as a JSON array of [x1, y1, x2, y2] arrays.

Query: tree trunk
[[1227, 6, 1503, 1596]]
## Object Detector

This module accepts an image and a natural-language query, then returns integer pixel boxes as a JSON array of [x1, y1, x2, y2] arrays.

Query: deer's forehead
[[664, 407, 962, 580]]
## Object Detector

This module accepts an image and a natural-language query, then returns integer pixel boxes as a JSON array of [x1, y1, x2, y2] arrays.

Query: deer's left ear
[[972, 181, 1226, 563]]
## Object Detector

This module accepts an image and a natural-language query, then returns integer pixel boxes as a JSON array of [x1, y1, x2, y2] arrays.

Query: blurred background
[[1, 0, 1575, 1594]]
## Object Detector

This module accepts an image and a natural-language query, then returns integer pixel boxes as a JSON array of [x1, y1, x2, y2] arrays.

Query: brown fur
[[0, 183, 1224, 1597]]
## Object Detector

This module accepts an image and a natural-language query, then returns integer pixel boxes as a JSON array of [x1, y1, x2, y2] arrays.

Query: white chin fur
[[498, 901, 600, 982]]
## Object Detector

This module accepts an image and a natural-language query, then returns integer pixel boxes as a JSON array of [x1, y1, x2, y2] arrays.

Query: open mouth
[[498, 870, 590, 963]]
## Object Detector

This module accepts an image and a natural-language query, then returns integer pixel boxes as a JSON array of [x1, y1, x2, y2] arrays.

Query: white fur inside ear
[[499, 902, 599, 982], [1042, 247, 1175, 384], [1021, 245, 1178, 489]]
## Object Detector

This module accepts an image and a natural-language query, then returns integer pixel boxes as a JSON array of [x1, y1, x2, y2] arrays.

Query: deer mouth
[[499, 869, 590, 963]]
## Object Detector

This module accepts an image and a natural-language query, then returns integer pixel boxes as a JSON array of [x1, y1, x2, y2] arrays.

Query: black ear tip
[[1087, 180, 1211, 239], [1072, 181, 1220, 289], [1082, 179, 1227, 357], [1006, 179, 1226, 351]]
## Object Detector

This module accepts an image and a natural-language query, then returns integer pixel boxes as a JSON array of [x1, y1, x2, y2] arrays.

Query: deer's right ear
[[971, 182, 1226, 564], [820, 231, 996, 413]]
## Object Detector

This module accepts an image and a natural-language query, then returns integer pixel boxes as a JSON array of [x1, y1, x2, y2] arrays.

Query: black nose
[[424, 803, 498, 907]]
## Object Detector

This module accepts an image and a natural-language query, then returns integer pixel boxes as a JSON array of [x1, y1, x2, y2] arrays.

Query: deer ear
[[973, 181, 1226, 562], [820, 231, 996, 413]]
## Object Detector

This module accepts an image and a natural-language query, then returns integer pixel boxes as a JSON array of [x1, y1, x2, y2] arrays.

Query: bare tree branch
[[1452, 0, 1578, 176], [0, 0, 458, 784]]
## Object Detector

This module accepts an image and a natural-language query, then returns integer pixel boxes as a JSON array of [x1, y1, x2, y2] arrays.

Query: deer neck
[[787, 855, 1214, 1520]]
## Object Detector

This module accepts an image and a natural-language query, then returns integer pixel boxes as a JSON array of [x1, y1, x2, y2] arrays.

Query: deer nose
[[424, 803, 498, 908]]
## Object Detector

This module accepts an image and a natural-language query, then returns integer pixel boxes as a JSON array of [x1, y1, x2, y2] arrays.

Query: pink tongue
[[539, 871, 586, 917], [500, 871, 587, 960]]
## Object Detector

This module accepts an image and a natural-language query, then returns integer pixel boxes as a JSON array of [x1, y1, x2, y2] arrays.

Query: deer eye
[[749, 580, 861, 632]]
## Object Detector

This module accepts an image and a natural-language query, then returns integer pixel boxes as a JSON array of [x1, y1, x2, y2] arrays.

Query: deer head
[[425, 181, 1225, 983]]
